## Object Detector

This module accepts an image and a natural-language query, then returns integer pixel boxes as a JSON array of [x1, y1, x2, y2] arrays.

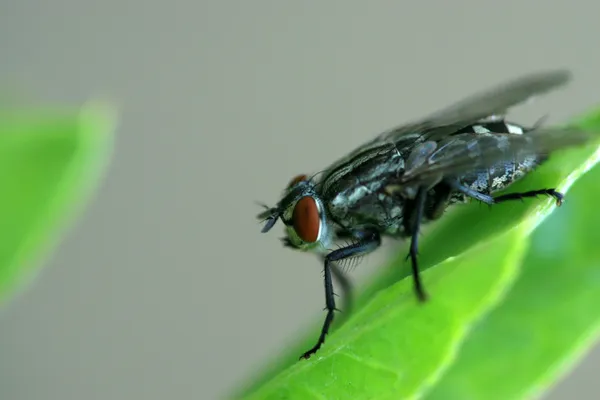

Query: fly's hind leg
[[447, 179, 563, 207], [446, 179, 495, 205], [493, 189, 563, 206], [301, 230, 381, 359]]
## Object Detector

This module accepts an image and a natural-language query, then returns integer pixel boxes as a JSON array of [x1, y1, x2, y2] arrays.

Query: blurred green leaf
[[234, 106, 600, 400], [0, 102, 116, 304]]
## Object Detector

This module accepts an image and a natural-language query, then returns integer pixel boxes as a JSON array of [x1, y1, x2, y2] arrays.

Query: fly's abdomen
[[452, 119, 546, 200], [458, 155, 543, 197]]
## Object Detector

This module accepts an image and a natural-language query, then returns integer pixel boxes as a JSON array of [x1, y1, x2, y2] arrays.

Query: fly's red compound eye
[[287, 174, 308, 188], [292, 196, 320, 243]]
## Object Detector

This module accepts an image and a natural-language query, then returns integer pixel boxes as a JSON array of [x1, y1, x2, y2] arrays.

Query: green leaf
[[0, 101, 116, 305], [243, 228, 530, 400], [424, 132, 600, 399], [233, 107, 600, 400]]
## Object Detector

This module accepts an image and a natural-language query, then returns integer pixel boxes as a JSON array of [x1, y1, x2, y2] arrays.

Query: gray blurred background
[[1, 1, 599, 399]]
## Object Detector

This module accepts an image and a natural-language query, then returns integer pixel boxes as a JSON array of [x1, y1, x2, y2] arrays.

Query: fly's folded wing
[[322, 70, 572, 181], [374, 69, 572, 145], [399, 126, 594, 188]]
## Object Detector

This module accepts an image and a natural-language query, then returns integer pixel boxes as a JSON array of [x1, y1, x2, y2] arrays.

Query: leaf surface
[[0, 102, 116, 304]]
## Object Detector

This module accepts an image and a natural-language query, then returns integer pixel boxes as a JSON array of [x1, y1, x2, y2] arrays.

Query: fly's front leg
[[301, 230, 381, 359], [327, 228, 378, 318], [329, 262, 353, 318]]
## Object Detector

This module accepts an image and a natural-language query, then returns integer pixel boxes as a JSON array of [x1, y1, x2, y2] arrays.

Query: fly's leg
[[327, 228, 379, 317], [446, 179, 495, 205], [448, 179, 563, 207], [402, 186, 429, 302], [425, 183, 452, 221], [494, 189, 564, 206], [323, 229, 380, 315], [333, 229, 357, 240], [329, 262, 354, 317], [301, 231, 381, 359]]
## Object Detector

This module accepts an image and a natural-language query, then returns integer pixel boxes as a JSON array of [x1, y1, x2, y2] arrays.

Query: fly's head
[[257, 174, 333, 254]]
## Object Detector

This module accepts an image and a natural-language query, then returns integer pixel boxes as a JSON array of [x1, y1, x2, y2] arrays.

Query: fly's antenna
[[255, 201, 280, 233], [255, 201, 271, 210], [260, 214, 279, 233]]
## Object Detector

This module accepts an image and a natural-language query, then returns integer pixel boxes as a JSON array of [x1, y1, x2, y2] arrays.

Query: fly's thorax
[[319, 147, 408, 236], [279, 174, 333, 253]]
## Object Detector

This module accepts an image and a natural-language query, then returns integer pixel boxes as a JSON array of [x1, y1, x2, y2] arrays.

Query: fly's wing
[[320, 70, 572, 183], [399, 125, 593, 188], [371, 69, 572, 145]]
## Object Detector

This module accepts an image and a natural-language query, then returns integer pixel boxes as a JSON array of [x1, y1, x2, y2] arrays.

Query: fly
[[257, 70, 594, 360]]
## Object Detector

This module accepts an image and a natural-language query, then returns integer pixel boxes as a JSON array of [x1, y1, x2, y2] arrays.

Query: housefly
[[257, 70, 593, 360]]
